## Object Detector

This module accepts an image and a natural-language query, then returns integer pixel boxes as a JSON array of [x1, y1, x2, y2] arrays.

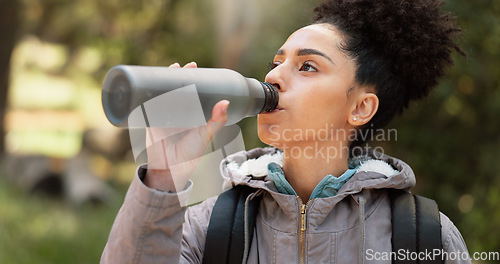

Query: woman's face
[[258, 23, 361, 149]]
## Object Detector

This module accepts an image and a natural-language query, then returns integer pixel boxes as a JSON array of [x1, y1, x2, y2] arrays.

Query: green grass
[[0, 174, 124, 264]]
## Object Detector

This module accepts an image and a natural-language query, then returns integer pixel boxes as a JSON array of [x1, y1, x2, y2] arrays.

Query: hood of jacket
[[220, 147, 416, 197]]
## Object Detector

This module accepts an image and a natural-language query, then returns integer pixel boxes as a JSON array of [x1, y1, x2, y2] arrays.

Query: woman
[[102, 0, 469, 263]]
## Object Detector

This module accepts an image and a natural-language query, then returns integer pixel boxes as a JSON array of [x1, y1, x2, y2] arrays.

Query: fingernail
[[222, 100, 230, 113]]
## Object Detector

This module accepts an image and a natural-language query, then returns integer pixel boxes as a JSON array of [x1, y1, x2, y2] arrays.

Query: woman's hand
[[143, 62, 229, 192]]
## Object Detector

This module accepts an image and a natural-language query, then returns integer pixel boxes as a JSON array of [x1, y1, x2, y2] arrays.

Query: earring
[[353, 116, 358, 121]]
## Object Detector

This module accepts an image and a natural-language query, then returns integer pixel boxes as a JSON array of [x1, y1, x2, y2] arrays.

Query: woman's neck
[[281, 141, 349, 202]]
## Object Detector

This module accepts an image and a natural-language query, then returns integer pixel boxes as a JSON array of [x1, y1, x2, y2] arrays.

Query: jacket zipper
[[298, 197, 311, 264]]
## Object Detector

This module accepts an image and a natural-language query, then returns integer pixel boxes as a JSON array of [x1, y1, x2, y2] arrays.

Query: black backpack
[[202, 185, 443, 264]]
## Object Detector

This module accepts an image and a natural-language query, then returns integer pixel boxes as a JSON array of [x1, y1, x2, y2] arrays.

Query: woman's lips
[[265, 107, 284, 114]]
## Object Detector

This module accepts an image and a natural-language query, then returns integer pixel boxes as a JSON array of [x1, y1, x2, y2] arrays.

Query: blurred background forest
[[0, 0, 499, 263]]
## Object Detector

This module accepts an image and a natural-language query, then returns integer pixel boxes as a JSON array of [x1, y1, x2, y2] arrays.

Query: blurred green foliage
[[387, 0, 500, 255], [0, 174, 123, 264], [1, 0, 499, 262]]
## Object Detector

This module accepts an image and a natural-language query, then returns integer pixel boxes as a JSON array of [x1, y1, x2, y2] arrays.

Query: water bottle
[[102, 65, 279, 128]]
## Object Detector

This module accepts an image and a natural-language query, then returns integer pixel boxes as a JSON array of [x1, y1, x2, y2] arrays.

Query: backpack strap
[[202, 185, 260, 264], [389, 189, 443, 264]]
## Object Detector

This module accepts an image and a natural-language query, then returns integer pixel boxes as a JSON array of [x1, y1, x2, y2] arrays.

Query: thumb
[[205, 100, 229, 143]]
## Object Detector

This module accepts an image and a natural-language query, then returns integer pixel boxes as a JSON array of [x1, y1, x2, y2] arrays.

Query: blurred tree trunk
[[0, 0, 22, 156], [214, 0, 257, 69]]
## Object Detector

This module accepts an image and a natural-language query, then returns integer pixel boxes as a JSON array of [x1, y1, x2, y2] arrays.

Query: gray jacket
[[101, 147, 470, 263]]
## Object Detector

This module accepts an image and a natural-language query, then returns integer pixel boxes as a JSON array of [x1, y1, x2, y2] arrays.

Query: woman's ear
[[348, 92, 379, 126]]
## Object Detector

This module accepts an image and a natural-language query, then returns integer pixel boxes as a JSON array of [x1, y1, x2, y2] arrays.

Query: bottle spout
[[260, 82, 279, 113]]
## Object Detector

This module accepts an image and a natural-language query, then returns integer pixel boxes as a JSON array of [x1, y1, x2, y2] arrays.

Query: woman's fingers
[[203, 100, 229, 144], [211, 100, 230, 123], [169, 62, 197, 68], [183, 62, 197, 68], [147, 100, 229, 165], [176, 100, 229, 160]]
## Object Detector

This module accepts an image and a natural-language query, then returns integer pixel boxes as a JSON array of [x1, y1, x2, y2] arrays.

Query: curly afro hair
[[313, 0, 464, 146]]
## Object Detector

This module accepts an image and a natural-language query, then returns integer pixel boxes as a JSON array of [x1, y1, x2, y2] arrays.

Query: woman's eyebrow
[[275, 48, 334, 64], [297, 48, 334, 64]]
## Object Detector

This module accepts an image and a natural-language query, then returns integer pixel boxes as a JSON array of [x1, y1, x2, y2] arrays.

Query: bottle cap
[[260, 82, 279, 113]]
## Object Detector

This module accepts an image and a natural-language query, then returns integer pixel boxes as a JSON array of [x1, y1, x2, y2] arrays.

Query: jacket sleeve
[[179, 196, 218, 263], [101, 165, 193, 264], [440, 213, 472, 264]]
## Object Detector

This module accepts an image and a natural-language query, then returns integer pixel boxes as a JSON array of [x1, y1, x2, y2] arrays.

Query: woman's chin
[[257, 126, 281, 148]]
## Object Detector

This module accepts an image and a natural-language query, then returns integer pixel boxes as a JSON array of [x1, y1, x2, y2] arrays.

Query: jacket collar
[[220, 147, 416, 195]]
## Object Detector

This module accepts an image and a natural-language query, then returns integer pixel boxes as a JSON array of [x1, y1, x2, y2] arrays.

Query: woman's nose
[[265, 67, 285, 92]]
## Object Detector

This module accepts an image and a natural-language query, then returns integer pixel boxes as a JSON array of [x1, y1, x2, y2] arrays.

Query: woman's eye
[[268, 62, 280, 71], [299, 62, 317, 72]]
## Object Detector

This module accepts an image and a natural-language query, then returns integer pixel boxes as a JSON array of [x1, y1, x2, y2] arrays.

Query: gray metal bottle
[[102, 65, 278, 128]]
